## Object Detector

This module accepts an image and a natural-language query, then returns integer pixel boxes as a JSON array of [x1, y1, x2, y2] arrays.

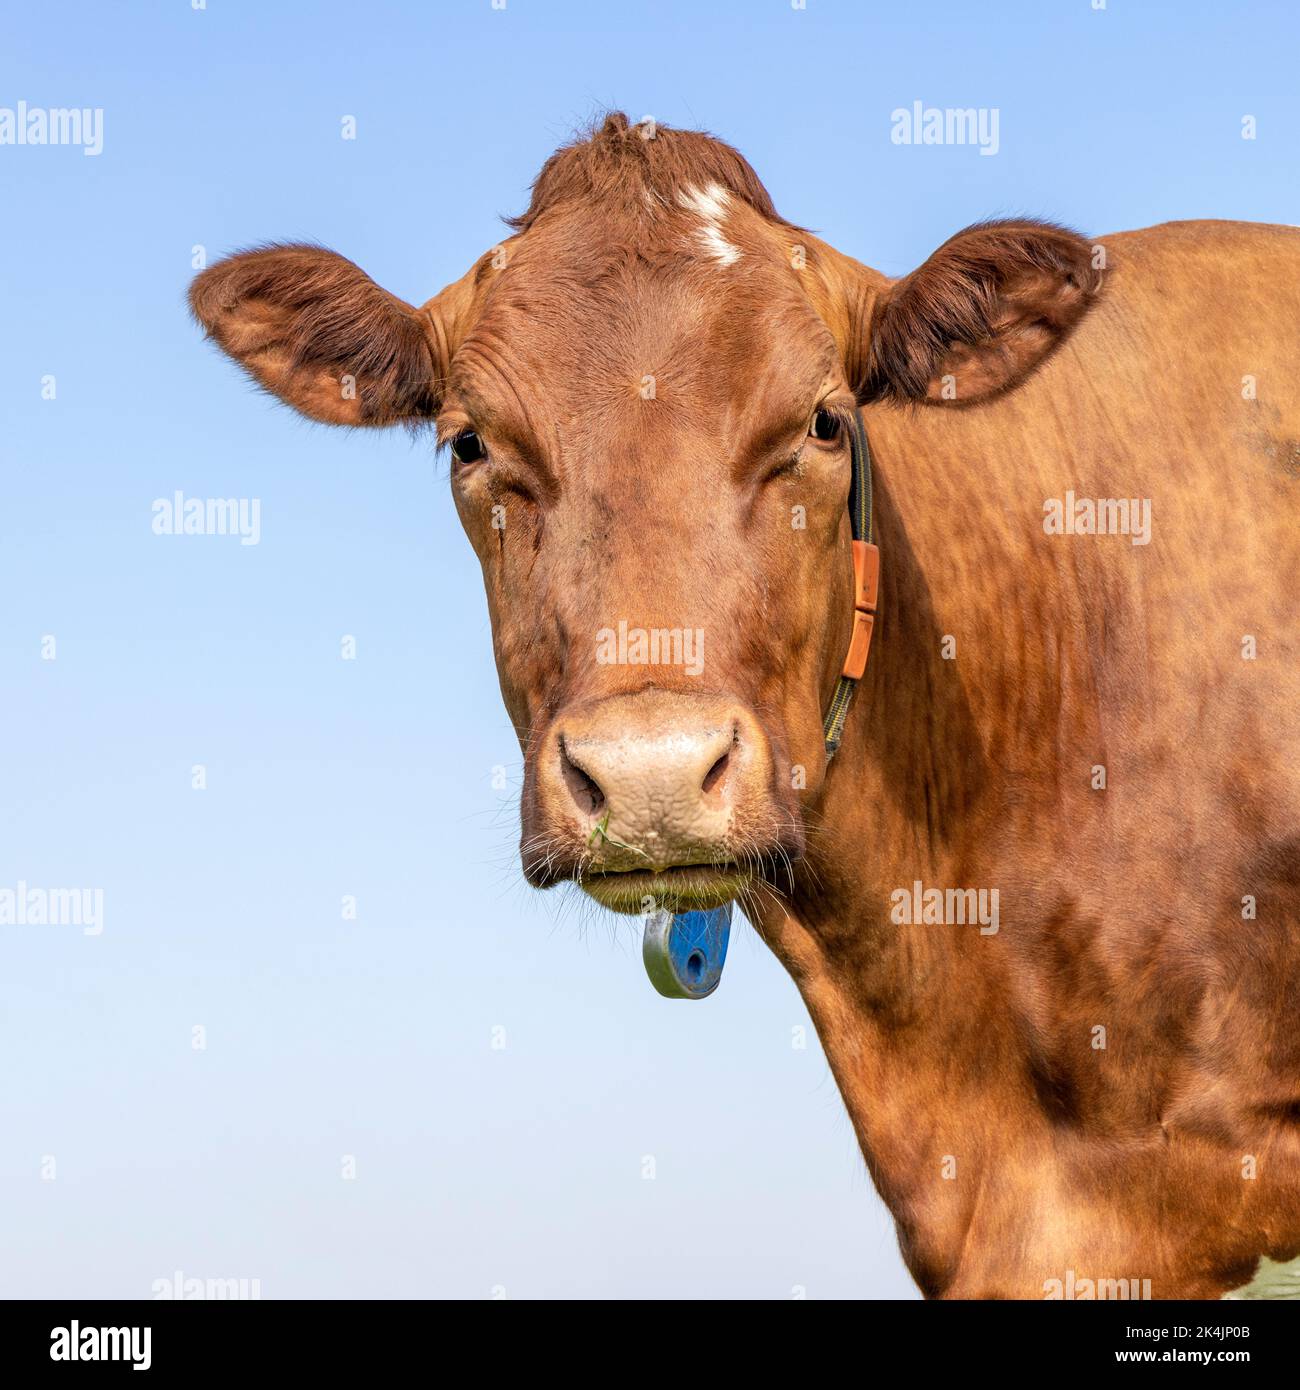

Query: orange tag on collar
[[842, 611, 875, 679], [851, 540, 879, 612], [840, 541, 879, 680]]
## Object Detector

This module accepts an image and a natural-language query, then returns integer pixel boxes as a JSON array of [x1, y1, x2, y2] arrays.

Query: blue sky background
[[0, 0, 1295, 1299]]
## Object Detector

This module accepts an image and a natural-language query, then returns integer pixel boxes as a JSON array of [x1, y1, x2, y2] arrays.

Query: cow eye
[[450, 429, 486, 464], [810, 409, 841, 442]]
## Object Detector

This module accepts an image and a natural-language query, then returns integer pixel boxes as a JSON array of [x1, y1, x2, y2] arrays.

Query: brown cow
[[190, 114, 1300, 1299]]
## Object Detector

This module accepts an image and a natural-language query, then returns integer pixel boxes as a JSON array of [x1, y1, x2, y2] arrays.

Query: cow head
[[190, 115, 1098, 917]]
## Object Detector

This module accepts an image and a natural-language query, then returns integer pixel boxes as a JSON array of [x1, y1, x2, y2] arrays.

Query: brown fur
[[862, 220, 1102, 403], [189, 117, 1300, 1299], [505, 112, 792, 233], [190, 244, 441, 425]]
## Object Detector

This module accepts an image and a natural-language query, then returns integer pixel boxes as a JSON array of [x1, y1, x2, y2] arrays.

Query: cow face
[[190, 117, 1097, 915]]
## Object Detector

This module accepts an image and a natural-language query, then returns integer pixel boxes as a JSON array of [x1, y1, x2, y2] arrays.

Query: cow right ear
[[856, 220, 1101, 406], [190, 244, 453, 427]]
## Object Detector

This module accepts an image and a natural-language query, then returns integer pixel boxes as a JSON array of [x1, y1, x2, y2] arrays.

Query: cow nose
[[560, 717, 735, 825], [533, 690, 777, 873]]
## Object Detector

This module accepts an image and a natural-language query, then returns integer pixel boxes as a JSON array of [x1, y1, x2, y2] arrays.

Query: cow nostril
[[701, 732, 737, 796], [559, 739, 606, 816], [701, 751, 730, 795]]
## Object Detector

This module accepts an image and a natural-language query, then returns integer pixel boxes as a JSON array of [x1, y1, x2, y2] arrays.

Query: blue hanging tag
[[642, 903, 733, 999]]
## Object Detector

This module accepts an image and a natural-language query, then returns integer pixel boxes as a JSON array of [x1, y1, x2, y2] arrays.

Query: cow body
[[190, 117, 1300, 1298], [753, 219, 1300, 1297]]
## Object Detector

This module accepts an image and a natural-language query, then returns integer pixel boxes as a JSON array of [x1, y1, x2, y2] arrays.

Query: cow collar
[[822, 409, 879, 758]]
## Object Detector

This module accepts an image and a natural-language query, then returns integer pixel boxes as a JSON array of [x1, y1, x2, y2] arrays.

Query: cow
[[189, 113, 1300, 1299]]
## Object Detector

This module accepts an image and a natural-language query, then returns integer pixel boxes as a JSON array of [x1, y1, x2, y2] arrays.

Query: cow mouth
[[578, 862, 751, 914]]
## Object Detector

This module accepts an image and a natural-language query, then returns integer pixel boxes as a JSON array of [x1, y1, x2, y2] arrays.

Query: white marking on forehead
[[677, 182, 741, 266]]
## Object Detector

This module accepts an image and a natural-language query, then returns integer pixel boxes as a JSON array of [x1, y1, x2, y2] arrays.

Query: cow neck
[[797, 424, 992, 955]]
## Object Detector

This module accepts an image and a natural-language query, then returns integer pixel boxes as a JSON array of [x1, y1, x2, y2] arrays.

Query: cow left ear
[[858, 220, 1102, 406]]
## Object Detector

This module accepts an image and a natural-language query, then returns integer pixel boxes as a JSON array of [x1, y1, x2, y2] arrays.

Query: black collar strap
[[822, 409, 878, 758]]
